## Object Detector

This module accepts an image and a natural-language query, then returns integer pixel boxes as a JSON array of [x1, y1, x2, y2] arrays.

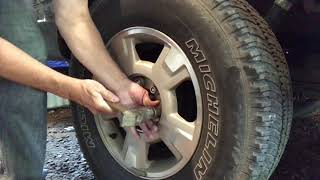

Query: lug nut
[[150, 86, 158, 94], [133, 77, 145, 86]]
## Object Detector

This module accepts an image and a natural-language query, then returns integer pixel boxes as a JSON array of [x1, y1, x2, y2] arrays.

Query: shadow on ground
[[271, 114, 320, 180]]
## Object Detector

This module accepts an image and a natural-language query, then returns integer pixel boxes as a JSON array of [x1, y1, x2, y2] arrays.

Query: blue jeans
[[0, 0, 48, 179]]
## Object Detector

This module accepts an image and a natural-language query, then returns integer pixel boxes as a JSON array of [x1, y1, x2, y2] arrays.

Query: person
[[0, 0, 159, 179]]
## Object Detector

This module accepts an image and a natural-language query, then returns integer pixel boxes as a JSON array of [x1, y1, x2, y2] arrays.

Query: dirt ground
[[46, 108, 320, 180]]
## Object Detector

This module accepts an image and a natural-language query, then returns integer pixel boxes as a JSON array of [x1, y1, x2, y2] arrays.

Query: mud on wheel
[[70, 0, 293, 180]]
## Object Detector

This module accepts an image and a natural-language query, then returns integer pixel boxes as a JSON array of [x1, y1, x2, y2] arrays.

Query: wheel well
[[246, 0, 320, 102]]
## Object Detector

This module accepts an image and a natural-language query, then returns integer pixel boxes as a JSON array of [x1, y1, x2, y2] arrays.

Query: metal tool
[[108, 102, 161, 128]]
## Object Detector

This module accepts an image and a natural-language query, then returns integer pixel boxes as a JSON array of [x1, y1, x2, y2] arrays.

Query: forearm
[[0, 37, 77, 99], [55, 6, 130, 93]]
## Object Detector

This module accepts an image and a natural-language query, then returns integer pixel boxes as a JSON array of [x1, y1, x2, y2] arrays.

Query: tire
[[70, 0, 293, 180]]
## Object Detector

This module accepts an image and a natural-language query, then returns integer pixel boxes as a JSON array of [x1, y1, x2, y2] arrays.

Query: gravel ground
[[45, 109, 95, 180], [46, 108, 320, 180]]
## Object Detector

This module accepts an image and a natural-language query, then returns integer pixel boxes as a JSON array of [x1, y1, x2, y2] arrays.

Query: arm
[[0, 37, 118, 114], [54, 0, 160, 140], [53, 0, 130, 93], [0, 37, 73, 98]]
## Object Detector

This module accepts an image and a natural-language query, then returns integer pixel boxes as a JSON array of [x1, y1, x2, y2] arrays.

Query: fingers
[[128, 127, 140, 139], [140, 123, 153, 139], [142, 91, 160, 107], [92, 93, 117, 115], [100, 88, 119, 103], [146, 120, 158, 132], [88, 107, 98, 114], [139, 121, 159, 142], [127, 121, 159, 141], [144, 121, 159, 136]]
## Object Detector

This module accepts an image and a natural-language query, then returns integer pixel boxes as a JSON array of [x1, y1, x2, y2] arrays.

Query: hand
[[70, 79, 120, 115], [117, 81, 160, 141]]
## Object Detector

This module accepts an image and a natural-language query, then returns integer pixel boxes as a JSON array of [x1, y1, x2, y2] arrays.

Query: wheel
[[70, 0, 293, 179]]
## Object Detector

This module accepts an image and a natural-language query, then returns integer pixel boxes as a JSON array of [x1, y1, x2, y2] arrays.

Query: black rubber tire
[[70, 0, 293, 179]]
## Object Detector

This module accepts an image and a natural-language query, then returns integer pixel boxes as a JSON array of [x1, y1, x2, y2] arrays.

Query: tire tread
[[198, 0, 292, 179]]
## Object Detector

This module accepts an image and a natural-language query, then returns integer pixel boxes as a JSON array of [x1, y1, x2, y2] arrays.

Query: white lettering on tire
[[186, 39, 219, 180], [78, 69, 96, 148], [79, 107, 96, 148]]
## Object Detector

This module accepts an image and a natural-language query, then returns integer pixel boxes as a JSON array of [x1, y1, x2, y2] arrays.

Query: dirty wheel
[[70, 0, 293, 180]]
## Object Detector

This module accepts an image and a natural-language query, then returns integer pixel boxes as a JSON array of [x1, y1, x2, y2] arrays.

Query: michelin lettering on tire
[[79, 107, 96, 148], [186, 38, 220, 180]]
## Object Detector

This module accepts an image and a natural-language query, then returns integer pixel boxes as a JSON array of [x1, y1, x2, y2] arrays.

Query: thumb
[[101, 88, 120, 103], [142, 91, 160, 107]]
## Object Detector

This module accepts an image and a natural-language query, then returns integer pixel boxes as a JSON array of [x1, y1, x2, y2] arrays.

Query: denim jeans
[[0, 0, 48, 179]]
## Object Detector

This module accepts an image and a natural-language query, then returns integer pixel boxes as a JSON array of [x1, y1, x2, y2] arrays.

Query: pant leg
[[0, 0, 48, 180]]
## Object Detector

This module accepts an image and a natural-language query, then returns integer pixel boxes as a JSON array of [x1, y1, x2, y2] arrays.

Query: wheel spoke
[[122, 133, 151, 170], [134, 60, 154, 78], [152, 46, 190, 89], [159, 113, 195, 161], [155, 46, 186, 72], [109, 36, 139, 75], [165, 67, 190, 89]]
